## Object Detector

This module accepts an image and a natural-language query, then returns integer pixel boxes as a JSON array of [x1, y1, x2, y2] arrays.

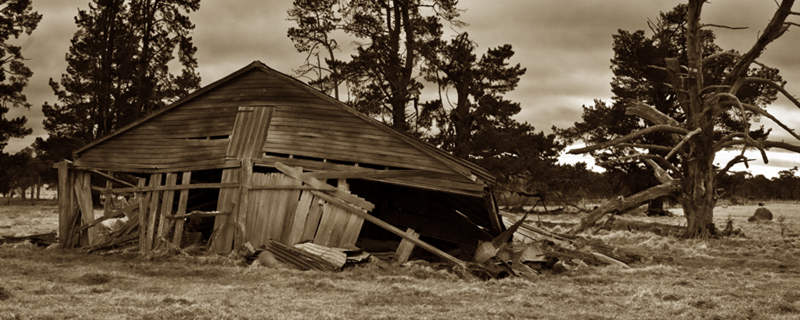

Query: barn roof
[[75, 61, 495, 186]]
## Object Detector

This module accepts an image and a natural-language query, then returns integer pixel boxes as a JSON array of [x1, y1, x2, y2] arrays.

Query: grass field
[[1, 202, 799, 319]]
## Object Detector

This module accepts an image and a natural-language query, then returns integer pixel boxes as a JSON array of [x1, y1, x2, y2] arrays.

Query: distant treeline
[[498, 165, 800, 206], [717, 168, 800, 201]]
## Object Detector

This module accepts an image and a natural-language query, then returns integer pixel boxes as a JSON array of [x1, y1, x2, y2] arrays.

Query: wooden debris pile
[[466, 214, 645, 279]]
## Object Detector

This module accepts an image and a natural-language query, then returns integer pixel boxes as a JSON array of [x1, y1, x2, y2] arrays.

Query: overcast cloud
[[5, 0, 800, 177]]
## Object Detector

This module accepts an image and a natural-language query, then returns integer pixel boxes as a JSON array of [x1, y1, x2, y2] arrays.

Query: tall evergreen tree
[[421, 32, 561, 187], [0, 0, 40, 152], [562, 4, 781, 215], [567, 1, 800, 237], [42, 0, 200, 153], [287, 0, 344, 99], [343, 0, 459, 132]]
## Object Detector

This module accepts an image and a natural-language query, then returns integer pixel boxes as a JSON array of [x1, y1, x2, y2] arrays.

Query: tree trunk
[[680, 140, 717, 237], [453, 88, 471, 158]]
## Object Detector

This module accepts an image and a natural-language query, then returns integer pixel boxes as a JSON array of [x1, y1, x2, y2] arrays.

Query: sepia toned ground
[[1, 201, 799, 319]]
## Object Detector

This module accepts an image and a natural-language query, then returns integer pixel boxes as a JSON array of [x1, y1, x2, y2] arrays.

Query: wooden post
[[73, 171, 96, 246], [144, 174, 163, 253], [395, 228, 419, 264], [56, 161, 73, 248], [172, 172, 191, 247], [155, 173, 178, 249], [235, 159, 253, 247], [136, 178, 147, 254]]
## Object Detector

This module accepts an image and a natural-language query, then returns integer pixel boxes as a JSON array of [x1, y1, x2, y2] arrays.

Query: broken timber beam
[[395, 228, 419, 264]]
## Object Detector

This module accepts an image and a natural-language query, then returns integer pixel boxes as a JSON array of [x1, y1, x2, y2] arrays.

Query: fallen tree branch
[[568, 181, 680, 235]]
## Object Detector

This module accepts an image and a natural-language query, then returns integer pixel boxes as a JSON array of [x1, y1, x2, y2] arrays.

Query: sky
[[5, 0, 800, 178]]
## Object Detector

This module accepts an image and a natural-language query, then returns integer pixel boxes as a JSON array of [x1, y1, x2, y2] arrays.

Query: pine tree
[[0, 0, 40, 152], [42, 0, 200, 152], [422, 32, 561, 186]]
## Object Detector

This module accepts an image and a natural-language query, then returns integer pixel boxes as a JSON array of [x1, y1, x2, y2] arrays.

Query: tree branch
[[643, 158, 674, 184], [597, 153, 680, 174], [740, 103, 800, 141], [716, 139, 800, 162], [701, 23, 748, 30], [625, 102, 680, 126], [726, 0, 795, 83], [666, 128, 703, 160], [569, 124, 689, 154], [717, 155, 750, 177], [741, 77, 800, 111], [616, 143, 673, 152]]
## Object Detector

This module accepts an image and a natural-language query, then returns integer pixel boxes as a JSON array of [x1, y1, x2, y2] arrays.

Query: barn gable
[[75, 61, 493, 196]]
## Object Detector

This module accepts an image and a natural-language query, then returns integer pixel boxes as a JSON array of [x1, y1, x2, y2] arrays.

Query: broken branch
[[625, 102, 680, 126], [568, 181, 680, 235]]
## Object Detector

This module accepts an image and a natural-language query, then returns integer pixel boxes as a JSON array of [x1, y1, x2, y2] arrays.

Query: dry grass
[[1, 203, 799, 319]]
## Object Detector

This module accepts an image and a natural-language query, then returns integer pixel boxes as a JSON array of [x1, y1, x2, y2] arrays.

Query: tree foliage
[[0, 0, 40, 152], [41, 0, 200, 152]]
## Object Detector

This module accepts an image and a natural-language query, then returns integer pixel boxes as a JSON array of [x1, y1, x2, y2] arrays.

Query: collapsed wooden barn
[[56, 61, 504, 262]]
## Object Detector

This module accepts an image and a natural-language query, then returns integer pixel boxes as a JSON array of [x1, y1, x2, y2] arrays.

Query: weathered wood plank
[[155, 173, 178, 249], [301, 195, 323, 243], [137, 178, 147, 253], [73, 171, 96, 246], [56, 161, 72, 248], [144, 174, 163, 253], [210, 167, 240, 253], [395, 228, 419, 264], [273, 162, 374, 211], [73, 159, 240, 174], [172, 172, 191, 247], [313, 202, 337, 246], [103, 180, 113, 218], [279, 176, 303, 244], [235, 160, 253, 246], [285, 191, 313, 245], [102, 182, 240, 194]]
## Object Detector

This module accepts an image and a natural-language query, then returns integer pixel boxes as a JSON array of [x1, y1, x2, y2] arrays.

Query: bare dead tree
[[568, 0, 800, 237]]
